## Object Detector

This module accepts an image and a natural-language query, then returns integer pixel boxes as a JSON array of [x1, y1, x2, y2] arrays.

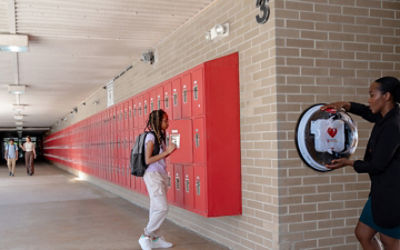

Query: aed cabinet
[[43, 52, 241, 217]]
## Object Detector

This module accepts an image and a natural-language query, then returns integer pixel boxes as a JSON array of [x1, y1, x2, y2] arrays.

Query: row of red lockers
[[45, 62, 206, 149], [44, 52, 242, 217]]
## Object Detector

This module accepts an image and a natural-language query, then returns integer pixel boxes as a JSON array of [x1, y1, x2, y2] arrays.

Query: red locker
[[191, 65, 205, 117], [183, 165, 194, 210], [174, 164, 184, 206], [142, 92, 149, 127], [167, 119, 193, 163], [172, 77, 181, 120], [193, 164, 207, 216], [181, 72, 192, 118], [192, 118, 206, 163], [163, 81, 173, 119], [137, 96, 143, 129], [133, 99, 138, 129], [166, 163, 174, 203]]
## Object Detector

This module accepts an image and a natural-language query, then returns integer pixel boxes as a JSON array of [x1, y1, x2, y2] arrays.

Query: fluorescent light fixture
[[13, 104, 26, 111], [16, 126, 23, 130], [0, 34, 29, 52], [15, 121, 23, 126], [8, 85, 26, 95], [14, 114, 24, 120]]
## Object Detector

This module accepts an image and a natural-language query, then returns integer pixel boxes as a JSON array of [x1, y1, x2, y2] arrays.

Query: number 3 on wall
[[256, 0, 270, 24]]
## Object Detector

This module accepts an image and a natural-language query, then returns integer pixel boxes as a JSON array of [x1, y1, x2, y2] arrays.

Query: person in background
[[4, 139, 18, 176], [20, 136, 36, 176], [138, 110, 176, 250], [322, 76, 400, 250]]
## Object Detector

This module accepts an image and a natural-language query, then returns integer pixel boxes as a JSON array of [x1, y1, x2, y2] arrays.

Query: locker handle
[[165, 95, 169, 108], [157, 97, 161, 110], [196, 177, 200, 196], [150, 100, 154, 112], [185, 175, 190, 193], [195, 133, 200, 148], [193, 85, 198, 100], [173, 93, 178, 106], [175, 173, 180, 190], [183, 89, 187, 104], [144, 103, 148, 115]]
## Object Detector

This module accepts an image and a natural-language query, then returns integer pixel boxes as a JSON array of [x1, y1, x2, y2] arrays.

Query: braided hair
[[146, 109, 166, 145]]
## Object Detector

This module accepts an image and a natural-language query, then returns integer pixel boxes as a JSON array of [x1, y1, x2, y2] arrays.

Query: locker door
[[133, 99, 138, 128], [194, 164, 207, 215], [137, 96, 143, 129], [167, 119, 193, 163], [174, 164, 184, 206], [155, 87, 163, 110], [129, 130, 136, 191], [134, 129, 142, 192], [192, 118, 206, 163], [128, 99, 133, 132], [142, 92, 149, 128], [172, 77, 181, 120], [166, 163, 174, 203], [191, 66, 205, 117], [183, 165, 194, 210], [181, 72, 192, 119], [163, 81, 173, 119]]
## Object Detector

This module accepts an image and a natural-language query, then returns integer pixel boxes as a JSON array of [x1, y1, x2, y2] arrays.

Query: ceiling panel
[[0, 0, 216, 130]]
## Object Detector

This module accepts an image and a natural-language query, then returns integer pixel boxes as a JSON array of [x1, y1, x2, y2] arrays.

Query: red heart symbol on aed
[[327, 128, 337, 138]]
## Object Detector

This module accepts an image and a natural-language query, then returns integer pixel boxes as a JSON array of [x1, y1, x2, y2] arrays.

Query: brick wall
[[275, 0, 400, 249], [51, 0, 400, 249]]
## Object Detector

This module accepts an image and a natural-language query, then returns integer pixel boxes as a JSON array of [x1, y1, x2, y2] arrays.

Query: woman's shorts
[[360, 198, 400, 239]]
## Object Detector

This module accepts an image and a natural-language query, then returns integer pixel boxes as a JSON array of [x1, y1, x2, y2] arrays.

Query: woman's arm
[[145, 140, 176, 165], [33, 145, 37, 158], [353, 124, 399, 174], [322, 102, 381, 123]]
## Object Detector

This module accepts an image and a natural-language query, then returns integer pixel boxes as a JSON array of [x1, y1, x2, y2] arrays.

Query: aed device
[[295, 104, 358, 172]]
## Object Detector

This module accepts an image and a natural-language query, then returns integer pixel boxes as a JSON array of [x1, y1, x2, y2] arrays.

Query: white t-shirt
[[24, 142, 34, 152], [310, 118, 345, 154]]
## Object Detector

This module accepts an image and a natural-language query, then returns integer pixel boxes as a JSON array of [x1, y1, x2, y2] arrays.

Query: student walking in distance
[[138, 109, 177, 250], [322, 76, 400, 250], [4, 139, 18, 176], [20, 136, 36, 176]]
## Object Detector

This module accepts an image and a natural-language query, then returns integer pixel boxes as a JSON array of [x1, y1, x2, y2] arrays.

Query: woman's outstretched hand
[[320, 102, 351, 112], [326, 158, 354, 170]]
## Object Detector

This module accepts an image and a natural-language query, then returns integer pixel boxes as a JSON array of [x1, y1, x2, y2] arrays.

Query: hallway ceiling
[[0, 0, 215, 130]]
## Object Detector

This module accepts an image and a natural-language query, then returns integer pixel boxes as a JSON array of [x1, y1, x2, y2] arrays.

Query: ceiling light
[[140, 50, 155, 64], [13, 104, 26, 111], [0, 34, 29, 52], [16, 126, 23, 130], [14, 114, 24, 120], [8, 85, 26, 95], [15, 121, 23, 126]]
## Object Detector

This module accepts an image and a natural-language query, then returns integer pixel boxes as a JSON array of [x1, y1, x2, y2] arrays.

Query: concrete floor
[[0, 162, 227, 250]]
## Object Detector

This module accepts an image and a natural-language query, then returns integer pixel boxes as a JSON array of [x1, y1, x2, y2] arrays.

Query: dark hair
[[9, 139, 14, 142], [375, 76, 400, 103], [146, 109, 167, 145]]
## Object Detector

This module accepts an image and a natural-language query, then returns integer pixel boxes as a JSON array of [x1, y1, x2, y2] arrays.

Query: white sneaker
[[138, 235, 152, 250], [151, 236, 173, 248]]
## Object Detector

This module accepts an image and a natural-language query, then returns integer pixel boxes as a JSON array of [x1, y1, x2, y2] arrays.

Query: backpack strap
[[147, 131, 160, 156]]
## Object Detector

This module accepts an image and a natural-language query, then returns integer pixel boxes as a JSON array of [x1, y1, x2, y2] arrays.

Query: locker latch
[[185, 174, 190, 193], [170, 130, 180, 148], [195, 176, 201, 196], [175, 173, 180, 190]]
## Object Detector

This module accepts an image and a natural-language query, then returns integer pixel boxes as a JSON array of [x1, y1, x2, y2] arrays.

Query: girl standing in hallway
[[4, 139, 18, 176], [323, 76, 400, 250], [20, 136, 36, 176], [138, 109, 176, 250]]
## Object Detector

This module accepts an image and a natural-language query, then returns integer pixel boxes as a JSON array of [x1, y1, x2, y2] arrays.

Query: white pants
[[143, 171, 169, 238]]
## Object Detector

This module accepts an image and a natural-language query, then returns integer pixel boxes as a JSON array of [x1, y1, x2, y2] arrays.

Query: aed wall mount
[[295, 103, 358, 172]]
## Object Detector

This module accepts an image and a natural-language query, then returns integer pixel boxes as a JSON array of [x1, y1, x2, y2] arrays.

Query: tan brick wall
[[276, 0, 400, 249], [50, 0, 400, 249]]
